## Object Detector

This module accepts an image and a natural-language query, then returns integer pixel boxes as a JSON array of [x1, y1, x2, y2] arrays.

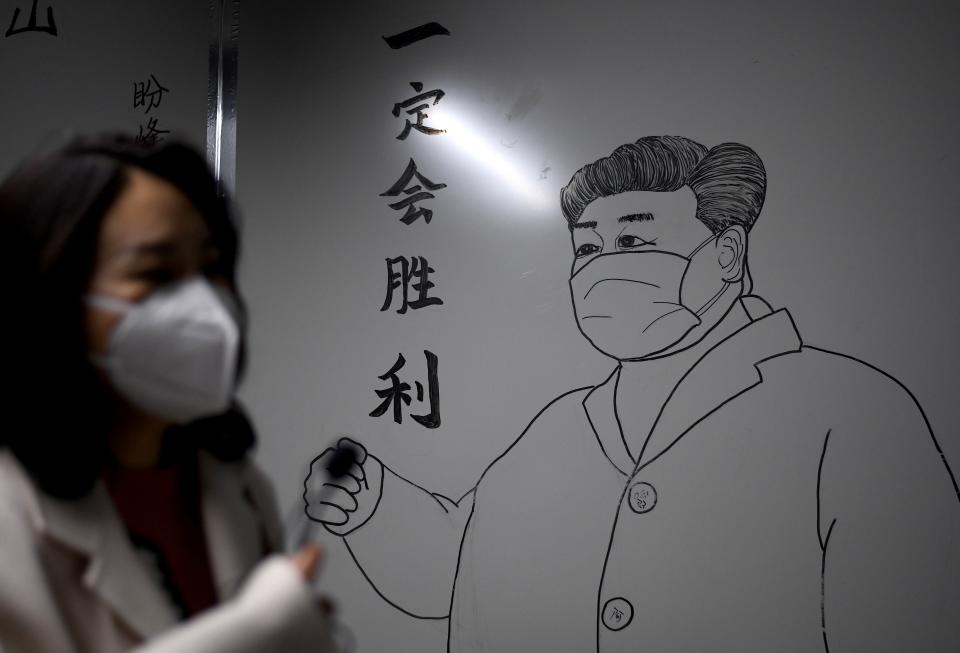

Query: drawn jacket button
[[627, 481, 657, 514], [602, 597, 634, 631]]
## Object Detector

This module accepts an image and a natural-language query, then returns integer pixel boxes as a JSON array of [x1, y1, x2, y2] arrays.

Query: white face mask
[[569, 235, 727, 361], [87, 278, 241, 424]]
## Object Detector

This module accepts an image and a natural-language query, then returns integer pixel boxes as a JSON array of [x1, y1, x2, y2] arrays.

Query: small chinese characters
[[134, 74, 169, 114], [131, 74, 171, 146], [5, 1, 57, 38]]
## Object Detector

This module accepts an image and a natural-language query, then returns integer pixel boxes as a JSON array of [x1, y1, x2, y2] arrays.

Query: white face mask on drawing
[[569, 235, 727, 361], [87, 277, 241, 424]]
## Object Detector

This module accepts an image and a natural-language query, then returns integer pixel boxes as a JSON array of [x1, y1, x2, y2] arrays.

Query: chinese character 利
[[369, 351, 440, 428]]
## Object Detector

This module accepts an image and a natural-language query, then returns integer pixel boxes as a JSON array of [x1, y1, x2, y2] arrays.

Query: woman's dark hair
[[0, 133, 254, 499]]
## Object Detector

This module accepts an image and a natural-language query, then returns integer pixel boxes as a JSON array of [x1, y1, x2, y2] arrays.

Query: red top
[[103, 455, 218, 618]]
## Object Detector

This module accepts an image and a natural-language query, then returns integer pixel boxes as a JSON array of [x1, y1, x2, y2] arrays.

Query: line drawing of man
[[304, 136, 960, 652]]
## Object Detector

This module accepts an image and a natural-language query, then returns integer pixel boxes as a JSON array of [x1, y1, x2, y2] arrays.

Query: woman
[[0, 134, 335, 652]]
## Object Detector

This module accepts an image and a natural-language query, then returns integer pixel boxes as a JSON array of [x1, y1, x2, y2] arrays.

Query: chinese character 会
[[380, 158, 447, 225]]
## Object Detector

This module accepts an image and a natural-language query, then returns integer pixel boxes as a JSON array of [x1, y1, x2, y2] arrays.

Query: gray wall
[[3, 1, 958, 651], [0, 0, 207, 177], [238, 1, 960, 651]]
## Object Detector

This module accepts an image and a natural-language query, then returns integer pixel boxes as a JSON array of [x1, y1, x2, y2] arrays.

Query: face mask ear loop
[[686, 233, 719, 259], [693, 282, 731, 317], [685, 232, 732, 317]]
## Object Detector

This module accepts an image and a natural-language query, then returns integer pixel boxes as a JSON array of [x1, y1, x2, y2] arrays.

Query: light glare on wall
[[429, 106, 553, 212]]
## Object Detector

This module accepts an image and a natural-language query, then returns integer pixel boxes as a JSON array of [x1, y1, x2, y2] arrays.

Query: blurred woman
[[0, 134, 335, 652]]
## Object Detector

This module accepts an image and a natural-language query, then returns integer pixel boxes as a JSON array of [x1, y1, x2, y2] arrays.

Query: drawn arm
[[817, 383, 960, 652], [304, 439, 474, 619]]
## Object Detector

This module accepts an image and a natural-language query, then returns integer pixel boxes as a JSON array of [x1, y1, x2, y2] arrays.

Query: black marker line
[[583, 277, 660, 300], [641, 307, 687, 334], [343, 538, 448, 621], [474, 386, 595, 486], [326, 387, 593, 624], [805, 346, 960, 504], [821, 518, 836, 653], [612, 369, 634, 464], [816, 429, 833, 550], [634, 343, 802, 475], [817, 428, 834, 652], [583, 369, 632, 477], [445, 499, 478, 652], [380, 461, 457, 516], [382, 22, 450, 49], [596, 479, 633, 650], [632, 301, 762, 464]]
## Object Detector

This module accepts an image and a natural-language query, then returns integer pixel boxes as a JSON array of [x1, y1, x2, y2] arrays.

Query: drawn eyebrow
[[572, 221, 598, 229], [618, 213, 654, 223]]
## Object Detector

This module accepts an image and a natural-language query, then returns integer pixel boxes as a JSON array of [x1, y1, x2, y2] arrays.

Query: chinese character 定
[[5, 0, 57, 37], [380, 158, 447, 225], [392, 81, 446, 140], [133, 74, 169, 114], [136, 117, 171, 147], [381, 256, 443, 314], [369, 351, 440, 428]]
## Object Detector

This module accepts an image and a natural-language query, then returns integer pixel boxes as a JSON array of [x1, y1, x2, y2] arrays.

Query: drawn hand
[[303, 437, 385, 536]]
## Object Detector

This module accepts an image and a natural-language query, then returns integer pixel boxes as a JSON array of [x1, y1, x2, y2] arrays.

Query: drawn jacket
[[344, 296, 960, 653]]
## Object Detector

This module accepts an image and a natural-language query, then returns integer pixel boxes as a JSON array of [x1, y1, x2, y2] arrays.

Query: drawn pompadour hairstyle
[[560, 136, 766, 234]]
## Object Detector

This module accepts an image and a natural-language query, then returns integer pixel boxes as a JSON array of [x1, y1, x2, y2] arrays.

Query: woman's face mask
[[87, 277, 241, 424], [569, 235, 724, 361]]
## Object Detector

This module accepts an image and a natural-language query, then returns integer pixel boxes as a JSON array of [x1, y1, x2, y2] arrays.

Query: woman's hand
[[289, 543, 336, 617], [290, 542, 323, 579]]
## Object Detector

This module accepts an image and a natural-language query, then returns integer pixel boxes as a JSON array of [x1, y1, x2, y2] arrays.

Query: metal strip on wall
[[206, 0, 240, 201]]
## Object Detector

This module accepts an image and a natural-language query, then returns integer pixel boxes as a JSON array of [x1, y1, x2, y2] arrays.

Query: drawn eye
[[575, 243, 600, 258], [617, 235, 654, 249]]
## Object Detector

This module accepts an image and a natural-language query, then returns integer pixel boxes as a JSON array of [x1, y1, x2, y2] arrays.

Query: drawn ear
[[716, 226, 747, 283]]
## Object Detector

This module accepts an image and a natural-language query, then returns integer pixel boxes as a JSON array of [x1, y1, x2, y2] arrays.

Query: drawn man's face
[[569, 190, 708, 274], [568, 189, 746, 360]]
